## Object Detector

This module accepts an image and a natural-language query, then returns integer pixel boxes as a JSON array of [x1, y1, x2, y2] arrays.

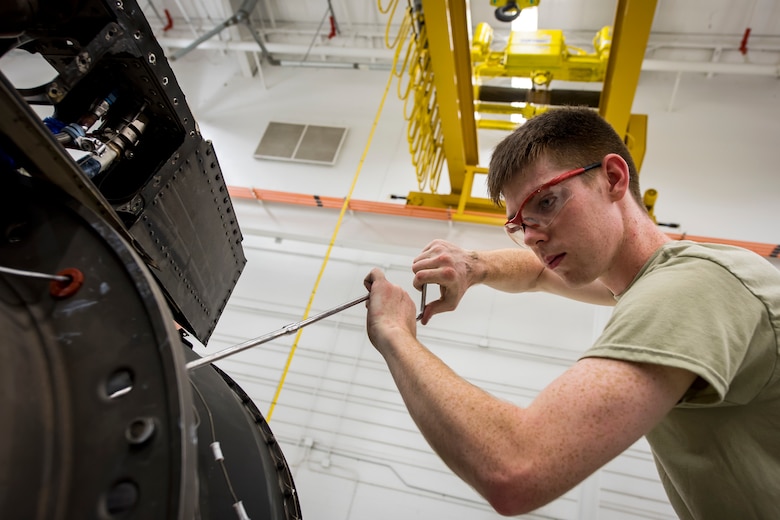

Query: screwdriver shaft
[[186, 294, 369, 371]]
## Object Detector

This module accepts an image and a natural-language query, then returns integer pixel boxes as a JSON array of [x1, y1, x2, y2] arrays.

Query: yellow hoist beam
[[600, 0, 657, 151], [472, 25, 612, 85], [406, 0, 656, 221], [418, 0, 478, 196]]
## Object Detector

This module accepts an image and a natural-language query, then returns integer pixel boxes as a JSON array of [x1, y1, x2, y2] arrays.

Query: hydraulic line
[[77, 112, 148, 178]]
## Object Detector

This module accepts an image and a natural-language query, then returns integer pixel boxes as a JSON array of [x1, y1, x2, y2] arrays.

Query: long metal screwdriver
[[186, 294, 369, 371]]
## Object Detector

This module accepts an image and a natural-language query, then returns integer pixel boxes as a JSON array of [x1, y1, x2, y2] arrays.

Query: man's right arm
[[364, 268, 694, 515], [412, 240, 614, 323]]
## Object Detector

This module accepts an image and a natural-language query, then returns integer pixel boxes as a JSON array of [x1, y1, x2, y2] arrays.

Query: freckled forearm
[[378, 333, 534, 500], [468, 248, 546, 293], [471, 248, 615, 305]]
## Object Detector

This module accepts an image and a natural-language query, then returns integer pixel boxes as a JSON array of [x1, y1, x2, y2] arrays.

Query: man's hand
[[412, 240, 480, 324], [363, 268, 417, 355], [412, 240, 615, 323]]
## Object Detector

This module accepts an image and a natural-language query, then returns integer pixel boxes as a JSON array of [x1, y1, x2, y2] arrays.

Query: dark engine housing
[[0, 2, 301, 519], [1, 0, 246, 343]]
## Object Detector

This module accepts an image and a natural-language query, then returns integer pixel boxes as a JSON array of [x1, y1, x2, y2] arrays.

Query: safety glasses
[[504, 162, 601, 246]]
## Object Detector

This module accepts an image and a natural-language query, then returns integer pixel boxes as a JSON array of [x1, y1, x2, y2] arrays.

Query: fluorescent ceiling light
[[511, 6, 539, 32]]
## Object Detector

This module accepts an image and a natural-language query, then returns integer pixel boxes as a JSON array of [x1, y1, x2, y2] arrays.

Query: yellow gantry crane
[[398, 0, 657, 224]]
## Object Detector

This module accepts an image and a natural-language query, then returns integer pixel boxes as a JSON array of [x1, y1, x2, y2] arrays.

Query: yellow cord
[[397, 12, 444, 194], [266, 9, 411, 422]]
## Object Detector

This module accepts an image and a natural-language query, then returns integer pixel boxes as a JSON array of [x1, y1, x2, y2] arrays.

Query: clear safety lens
[[504, 184, 574, 246]]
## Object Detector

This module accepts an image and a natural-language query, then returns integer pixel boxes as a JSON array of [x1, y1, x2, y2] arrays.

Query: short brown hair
[[487, 107, 642, 207]]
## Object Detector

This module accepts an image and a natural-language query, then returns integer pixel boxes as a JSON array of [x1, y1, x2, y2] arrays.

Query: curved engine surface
[[0, 1, 301, 518]]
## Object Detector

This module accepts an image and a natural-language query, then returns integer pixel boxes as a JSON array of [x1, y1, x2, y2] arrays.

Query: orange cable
[[230, 187, 780, 260]]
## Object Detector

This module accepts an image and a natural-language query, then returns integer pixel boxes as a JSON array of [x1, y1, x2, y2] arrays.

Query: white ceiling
[[144, 0, 780, 74], [127, 0, 780, 248], [146, 0, 779, 36]]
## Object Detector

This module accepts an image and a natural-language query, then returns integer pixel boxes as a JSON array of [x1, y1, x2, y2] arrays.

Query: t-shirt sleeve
[[581, 258, 767, 405]]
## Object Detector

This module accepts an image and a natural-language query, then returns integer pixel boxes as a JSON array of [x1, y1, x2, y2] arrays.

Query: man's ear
[[603, 153, 630, 202]]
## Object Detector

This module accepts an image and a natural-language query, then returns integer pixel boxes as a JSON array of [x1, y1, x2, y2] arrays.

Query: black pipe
[[478, 85, 601, 108]]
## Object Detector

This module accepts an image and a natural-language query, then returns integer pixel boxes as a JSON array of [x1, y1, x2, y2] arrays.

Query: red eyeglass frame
[[505, 161, 602, 234]]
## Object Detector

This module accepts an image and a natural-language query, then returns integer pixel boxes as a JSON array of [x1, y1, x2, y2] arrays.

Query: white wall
[[164, 44, 780, 519]]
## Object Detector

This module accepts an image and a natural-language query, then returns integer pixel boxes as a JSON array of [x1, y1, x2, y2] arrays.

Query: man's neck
[[601, 217, 672, 297]]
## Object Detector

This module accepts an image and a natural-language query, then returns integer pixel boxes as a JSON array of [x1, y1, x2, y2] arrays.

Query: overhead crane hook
[[491, 0, 540, 23]]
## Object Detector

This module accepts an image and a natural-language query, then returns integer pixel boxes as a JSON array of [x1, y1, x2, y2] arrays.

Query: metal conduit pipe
[[642, 58, 780, 76], [477, 85, 601, 107], [276, 60, 391, 70], [157, 37, 395, 59], [155, 37, 779, 76]]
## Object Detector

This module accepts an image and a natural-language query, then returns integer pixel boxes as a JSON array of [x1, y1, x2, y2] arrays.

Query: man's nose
[[523, 225, 548, 247]]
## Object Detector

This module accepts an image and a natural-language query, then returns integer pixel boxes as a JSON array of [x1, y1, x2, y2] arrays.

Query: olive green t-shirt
[[583, 241, 780, 520]]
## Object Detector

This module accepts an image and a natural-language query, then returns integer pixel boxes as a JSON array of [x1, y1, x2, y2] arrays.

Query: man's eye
[[536, 194, 558, 212]]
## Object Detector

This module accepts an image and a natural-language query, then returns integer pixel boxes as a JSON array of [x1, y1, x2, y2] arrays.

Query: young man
[[363, 107, 780, 518]]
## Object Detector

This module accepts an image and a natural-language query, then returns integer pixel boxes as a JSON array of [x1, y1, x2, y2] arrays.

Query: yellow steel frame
[[417, 0, 479, 196], [405, 0, 656, 223], [600, 0, 657, 145], [473, 26, 612, 84]]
